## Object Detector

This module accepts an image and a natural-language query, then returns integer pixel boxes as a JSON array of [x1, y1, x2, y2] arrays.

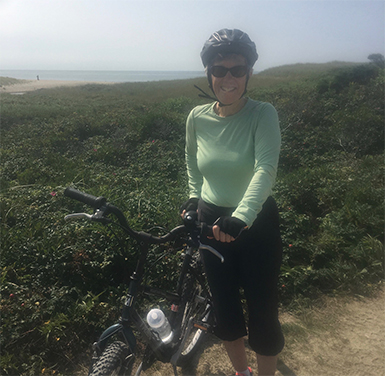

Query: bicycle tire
[[176, 254, 213, 366], [88, 341, 132, 376]]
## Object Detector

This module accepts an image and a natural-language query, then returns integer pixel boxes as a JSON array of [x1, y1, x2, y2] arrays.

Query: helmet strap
[[194, 84, 218, 102], [195, 72, 250, 107]]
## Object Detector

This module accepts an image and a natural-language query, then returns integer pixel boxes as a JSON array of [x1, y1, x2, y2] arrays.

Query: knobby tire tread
[[88, 341, 131, 376]]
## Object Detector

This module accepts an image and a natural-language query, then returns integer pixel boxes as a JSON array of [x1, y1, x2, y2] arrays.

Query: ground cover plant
[[1, 62, 384, 375]]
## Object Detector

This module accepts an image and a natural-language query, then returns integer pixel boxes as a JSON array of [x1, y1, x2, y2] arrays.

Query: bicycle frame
[[64, 187, 222, 375], [92, 232, 185, 366]]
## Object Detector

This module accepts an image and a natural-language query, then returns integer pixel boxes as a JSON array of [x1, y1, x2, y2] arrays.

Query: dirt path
[[139, 287, 384, 376], [275, 287, 385, 376]]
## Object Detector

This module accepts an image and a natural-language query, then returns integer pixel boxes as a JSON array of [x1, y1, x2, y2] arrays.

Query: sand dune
[[0, 79, 112, 93]]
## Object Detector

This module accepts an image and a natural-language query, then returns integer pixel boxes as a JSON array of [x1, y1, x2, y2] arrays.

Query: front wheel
[[176, 254, 213, 366], [88, 341, 133, 376]]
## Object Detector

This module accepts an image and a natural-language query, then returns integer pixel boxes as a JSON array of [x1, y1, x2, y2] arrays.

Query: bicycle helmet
[[200, 28, 258, 68]]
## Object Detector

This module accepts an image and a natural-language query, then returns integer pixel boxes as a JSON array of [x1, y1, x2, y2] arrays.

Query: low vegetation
[[1, 61, 383, 375], [0, 77, 27, 87]]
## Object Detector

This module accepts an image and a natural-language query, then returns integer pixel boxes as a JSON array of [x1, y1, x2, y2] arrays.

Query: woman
[[181, 29, 284, 376]]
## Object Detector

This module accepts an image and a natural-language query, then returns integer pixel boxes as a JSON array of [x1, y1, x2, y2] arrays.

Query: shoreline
[[0, 79, 113, 94]]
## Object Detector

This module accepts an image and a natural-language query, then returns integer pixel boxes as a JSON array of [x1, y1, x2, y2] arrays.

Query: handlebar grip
[[64, 187, 107, 209]]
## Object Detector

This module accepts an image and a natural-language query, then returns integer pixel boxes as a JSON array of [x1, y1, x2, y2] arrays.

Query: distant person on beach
[[180, 29, 284, 376], [37, 75, 39, 80]]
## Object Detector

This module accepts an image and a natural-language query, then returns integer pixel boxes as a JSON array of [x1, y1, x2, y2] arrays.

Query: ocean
[[0, 69, 206, 83]]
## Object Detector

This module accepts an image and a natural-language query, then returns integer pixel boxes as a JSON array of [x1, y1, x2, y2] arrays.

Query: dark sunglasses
[[210, 65, 249, 78]]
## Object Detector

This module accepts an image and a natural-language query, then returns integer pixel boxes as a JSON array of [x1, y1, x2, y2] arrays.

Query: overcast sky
[[0, 0, 384, 72]]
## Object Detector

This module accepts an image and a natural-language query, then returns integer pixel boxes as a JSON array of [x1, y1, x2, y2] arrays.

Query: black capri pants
[[198, 196, 285, 356]]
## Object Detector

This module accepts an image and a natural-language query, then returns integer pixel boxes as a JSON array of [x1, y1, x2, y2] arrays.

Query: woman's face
[[210, 55, 252, 106]]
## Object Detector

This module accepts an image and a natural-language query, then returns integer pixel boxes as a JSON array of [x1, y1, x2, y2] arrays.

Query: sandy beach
[[0, 79, 112, 94]]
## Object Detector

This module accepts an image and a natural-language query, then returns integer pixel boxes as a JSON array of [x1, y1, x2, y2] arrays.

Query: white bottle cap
[[147, 308, 164, 328]]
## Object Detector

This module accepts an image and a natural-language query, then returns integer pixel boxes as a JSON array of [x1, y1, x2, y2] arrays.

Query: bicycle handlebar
[[64, 188, 219, 260]]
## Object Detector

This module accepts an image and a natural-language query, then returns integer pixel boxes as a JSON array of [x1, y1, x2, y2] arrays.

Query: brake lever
[[92, 209, 111, 222], [64, 213, 93, 221], [64, 209, 112, 223], [199, 243, 225, 263]]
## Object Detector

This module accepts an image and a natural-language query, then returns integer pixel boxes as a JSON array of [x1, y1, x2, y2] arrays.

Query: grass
[[0, 77, 29, 86]]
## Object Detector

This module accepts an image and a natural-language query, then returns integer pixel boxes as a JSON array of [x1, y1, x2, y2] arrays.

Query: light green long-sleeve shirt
[[185, 98, 281, 227]]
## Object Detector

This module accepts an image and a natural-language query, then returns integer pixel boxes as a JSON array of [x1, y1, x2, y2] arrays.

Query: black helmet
[[200, 28, 258, 68]]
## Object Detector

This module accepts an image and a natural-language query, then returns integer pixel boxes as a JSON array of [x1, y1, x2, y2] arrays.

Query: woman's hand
[[212, 216, 247, 243], [212, 225, 236, 242], [179, 197, 199, 218]]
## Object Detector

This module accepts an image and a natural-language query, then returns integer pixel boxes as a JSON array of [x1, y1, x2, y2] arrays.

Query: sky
[[0, 0, 384, 72]]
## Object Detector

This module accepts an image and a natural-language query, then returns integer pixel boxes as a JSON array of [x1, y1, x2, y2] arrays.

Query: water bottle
[[146, 308, 174, 344]]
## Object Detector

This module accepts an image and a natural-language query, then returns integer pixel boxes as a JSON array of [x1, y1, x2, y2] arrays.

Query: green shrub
[[1, 65, 383, 374]]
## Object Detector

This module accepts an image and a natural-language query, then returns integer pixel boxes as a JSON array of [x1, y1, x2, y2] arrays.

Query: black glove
[[213, 216, 248, 239], [179, 197, 199, 214]]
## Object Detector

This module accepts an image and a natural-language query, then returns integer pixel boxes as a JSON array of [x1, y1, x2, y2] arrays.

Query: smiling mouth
[[220, 86, 236, 92]]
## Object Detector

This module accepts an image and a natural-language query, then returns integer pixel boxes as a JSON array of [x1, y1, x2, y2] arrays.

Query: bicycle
[[64, 187, 224, 376]]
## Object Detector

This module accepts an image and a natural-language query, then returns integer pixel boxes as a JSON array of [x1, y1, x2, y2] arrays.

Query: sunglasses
[[210, 65, 249, 78]]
